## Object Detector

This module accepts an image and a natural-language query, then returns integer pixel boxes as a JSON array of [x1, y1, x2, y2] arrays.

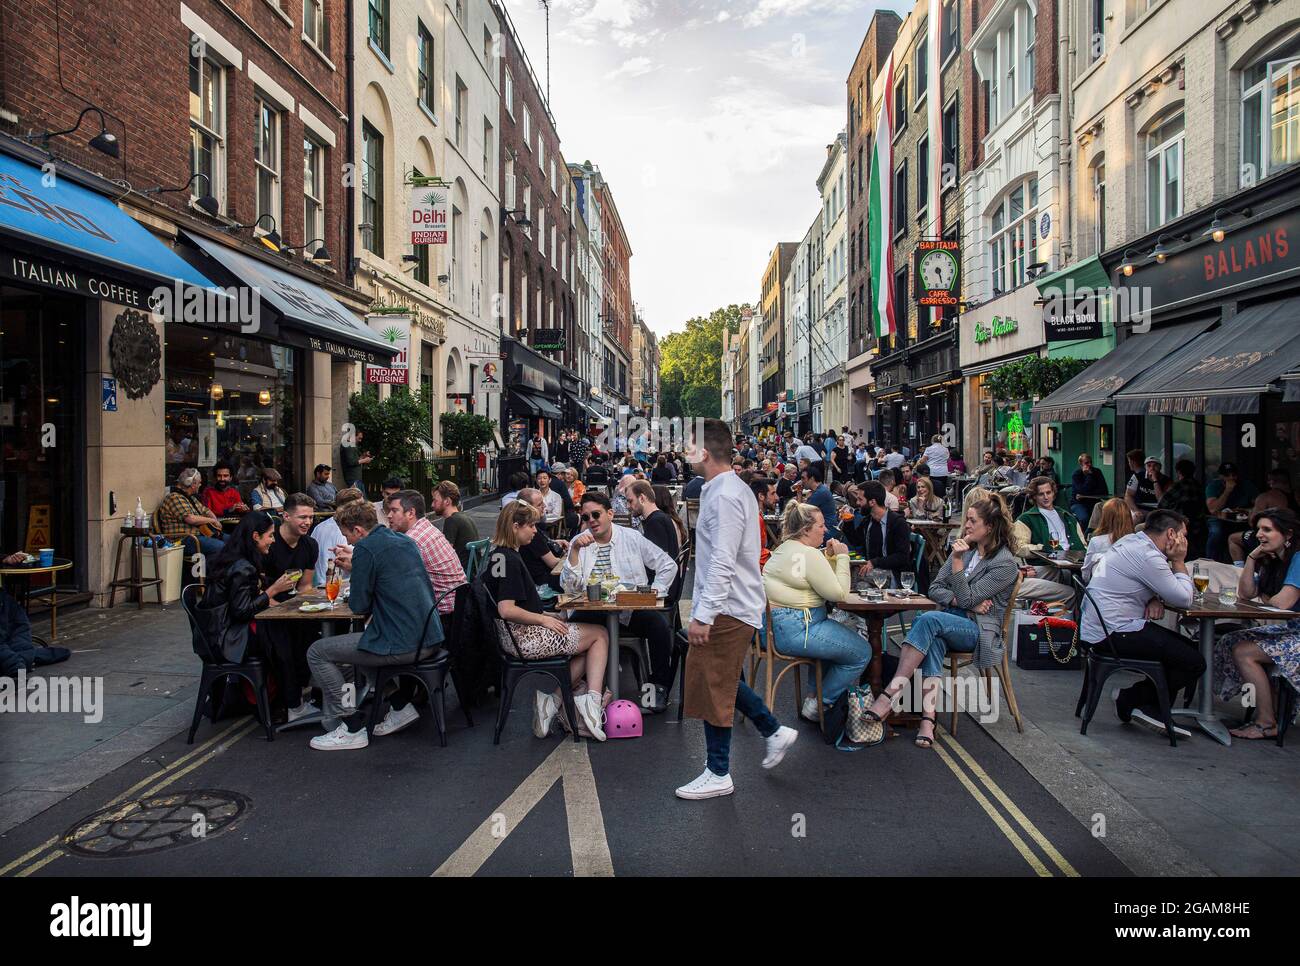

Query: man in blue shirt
[[799, 462, 838, 543], [307, 501, 444, 750], [1205, 462, 1259, 562]]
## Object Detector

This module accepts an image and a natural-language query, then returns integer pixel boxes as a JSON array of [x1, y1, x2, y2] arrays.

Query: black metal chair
[[1272, 670, 1295, 748], [1071, 577, 1180, 747], [180, 583, 274, 744], [363, 595, 453, 747], [486, 584, 580, 744]]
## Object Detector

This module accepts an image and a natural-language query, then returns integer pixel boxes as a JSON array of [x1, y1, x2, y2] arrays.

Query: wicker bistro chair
[[756, 602, 825, 728], [943, 575, 1024, 736]]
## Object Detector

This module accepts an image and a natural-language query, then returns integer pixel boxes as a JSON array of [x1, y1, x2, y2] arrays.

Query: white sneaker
[[762, 725, 799, 769], [310, 723, 370, 751], [533, 691, 559, 738], [287, 700, 320, 723], [800, 695, 822, 722], [574, 692, 606, 741], [675, 768, 734, 800], [374, 703, 419, 737], [1130, 709, 1193, 739]]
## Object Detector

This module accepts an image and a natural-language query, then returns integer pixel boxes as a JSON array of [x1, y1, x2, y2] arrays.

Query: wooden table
[[909, 519, 958, 571], [1172, 595, 1292, 746], [0, 558, 74, 639], [1028, 548, 1084, 573], [835, 591, 937, 694], [558, 593, 666, 699]]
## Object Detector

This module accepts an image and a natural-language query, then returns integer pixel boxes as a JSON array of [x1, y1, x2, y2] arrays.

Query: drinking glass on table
[[900, 571, 916, 595], [1048, 536, 1061, 555], [870, 570, 890, 599], [325, 573, 342, 608], [1192, 563, 1209, 603]]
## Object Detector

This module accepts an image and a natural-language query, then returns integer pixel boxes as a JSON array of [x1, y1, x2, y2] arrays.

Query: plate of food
[[298, 602, 332, 613]]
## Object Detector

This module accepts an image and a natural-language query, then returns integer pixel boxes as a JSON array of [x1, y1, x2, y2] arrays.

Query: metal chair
[[180, 584, 274, 744], [363, 600, 451, 747], [464, 539, 491, 582], [486, 584, 580, 744]]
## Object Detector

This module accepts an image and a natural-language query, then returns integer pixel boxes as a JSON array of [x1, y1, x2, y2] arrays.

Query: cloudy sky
[[502, 0, 909, 338]]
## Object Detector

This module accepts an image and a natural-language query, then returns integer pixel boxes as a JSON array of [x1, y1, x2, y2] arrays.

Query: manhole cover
[[61, 789, 251, 857]]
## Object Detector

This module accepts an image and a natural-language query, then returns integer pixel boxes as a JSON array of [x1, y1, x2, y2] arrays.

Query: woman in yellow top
[[763, 500, 873, 721]]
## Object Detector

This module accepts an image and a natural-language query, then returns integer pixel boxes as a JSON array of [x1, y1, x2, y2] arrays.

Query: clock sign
[[915, 238, 961, 307]]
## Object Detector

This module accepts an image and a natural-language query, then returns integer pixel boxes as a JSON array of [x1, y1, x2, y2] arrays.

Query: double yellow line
[[0, 717, 258, 877], [933, 728, 1079, 877]]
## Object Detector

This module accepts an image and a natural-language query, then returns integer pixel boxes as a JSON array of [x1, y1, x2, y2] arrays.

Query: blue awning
[[0, 150, 214, 291], [183, 231, 394, 363]]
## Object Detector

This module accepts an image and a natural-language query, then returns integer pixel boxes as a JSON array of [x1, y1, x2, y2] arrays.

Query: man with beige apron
[[677, 418, 798, 800]]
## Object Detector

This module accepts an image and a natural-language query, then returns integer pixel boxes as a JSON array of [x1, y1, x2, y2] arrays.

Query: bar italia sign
[[974, 315, 1018, 344]]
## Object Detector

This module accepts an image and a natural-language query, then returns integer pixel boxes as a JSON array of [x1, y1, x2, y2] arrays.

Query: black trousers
[[1106, 622, 1206, 713], [570, 609, 674, 688], [931, 476, 948, 497]]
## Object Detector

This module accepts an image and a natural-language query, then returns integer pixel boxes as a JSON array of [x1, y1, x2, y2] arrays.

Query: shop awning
[[510, 387, 562, 420], [1034, 255, 1110, 296], [0, 150, 216, 293], [183, 232, 393, 362], [1115, 298, 1300, 415], [1030, 317, 1215, 423]]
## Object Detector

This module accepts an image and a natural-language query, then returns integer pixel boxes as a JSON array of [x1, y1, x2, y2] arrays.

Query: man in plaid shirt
[[159, 468, 225, 555], [382, 489, 465, 613]]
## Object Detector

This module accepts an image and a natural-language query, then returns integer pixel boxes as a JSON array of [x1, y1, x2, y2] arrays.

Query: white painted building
[[807, 201, 827, 432], [571, 162, 606, 416], [814, 131, 849, 434], [721, 328, 738, 427]]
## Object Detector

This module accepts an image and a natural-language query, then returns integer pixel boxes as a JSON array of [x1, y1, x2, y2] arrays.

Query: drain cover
[[62, 789, 251, 857]]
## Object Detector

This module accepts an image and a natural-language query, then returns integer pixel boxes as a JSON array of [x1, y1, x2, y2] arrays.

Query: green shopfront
[[959, 285, 1046, 463]]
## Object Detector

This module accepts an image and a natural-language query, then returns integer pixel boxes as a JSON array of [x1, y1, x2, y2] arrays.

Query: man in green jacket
[[1015, 476, 1086, 552]]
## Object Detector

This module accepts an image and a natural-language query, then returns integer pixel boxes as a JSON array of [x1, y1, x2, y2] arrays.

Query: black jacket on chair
[[195, 559, 269, 663], [864, 510, 913, 573]]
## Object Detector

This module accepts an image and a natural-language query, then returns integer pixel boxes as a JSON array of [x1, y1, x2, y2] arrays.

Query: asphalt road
[[0, 670, 1129, 877]]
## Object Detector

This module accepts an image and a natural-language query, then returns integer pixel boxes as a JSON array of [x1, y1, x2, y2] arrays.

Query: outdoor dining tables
[[257, 589, 368, 731], [557, 593, 666, 700], [1027, 548, 1085, 573], [0, 558, 74, 640], [1171, 594, 1292, 746], [835, 590, 937, 694], [909, 519, 958, 571]]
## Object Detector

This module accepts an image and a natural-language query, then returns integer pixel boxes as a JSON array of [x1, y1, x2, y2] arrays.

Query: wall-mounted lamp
[[501, 206, 532, 230], [211, 382, 224, 401], [24, 105, 119, 158], [145, 173, 219, 217], [282, 238, 332, 264], [1202, 206, 1253, 243]]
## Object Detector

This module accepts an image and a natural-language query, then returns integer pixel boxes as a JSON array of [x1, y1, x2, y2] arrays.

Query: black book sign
[[1043, 293, 1103, 342]]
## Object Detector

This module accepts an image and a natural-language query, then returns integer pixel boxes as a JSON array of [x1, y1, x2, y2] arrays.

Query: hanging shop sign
[[532, 328, 565, 351], [1043, 293, 1103, 342], [914, 238, 960, 307], [479, 361, 503, 394], [409, 184, 450, 246], [364, 314, 411, 384]]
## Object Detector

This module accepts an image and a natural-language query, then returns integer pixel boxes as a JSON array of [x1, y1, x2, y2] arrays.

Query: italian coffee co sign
[[410, 185, 449, 246]]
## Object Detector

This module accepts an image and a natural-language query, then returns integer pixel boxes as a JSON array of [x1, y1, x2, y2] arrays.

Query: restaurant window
[[917, 135, 929, 222], [163, 326, 299, 492], [189, 39, 225, 212], [0, 288, 83, 569], [1172, 414, 1195, 470], [362, 121, 383, 256], [1091, 160, 1106, 253], [411, 167, 429, 285], [1241, 42, 1300, 185], [368, 0, 388, 57], [941, 0, 958, 62], [988, 176, 1038, 295], [942, 99, 957, 190], [254, 97, 281, 227], [893, 160, 908, 231], [915, 33, 928, 102], [455, 77, 467, 151], [303, 0, 328, 52], [893, 69, 908, 132], [1205, 414, 1223, 473], [418, 21, 435, 113], [303, 138, 324, 258], [1145, 111, 1184, 229]]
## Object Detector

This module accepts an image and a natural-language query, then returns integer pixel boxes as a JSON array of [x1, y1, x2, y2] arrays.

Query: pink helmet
[[604, 700, 643, 738]]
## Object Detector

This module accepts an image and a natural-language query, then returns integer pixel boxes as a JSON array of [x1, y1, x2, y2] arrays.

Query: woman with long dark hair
[[652, 483, 689, 548], [1212, 508, 1300, 739]]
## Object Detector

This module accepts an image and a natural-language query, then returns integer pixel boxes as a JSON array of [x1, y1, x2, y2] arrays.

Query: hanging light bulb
[[259, 389, 271, 406], [211, 382, 224, 400]]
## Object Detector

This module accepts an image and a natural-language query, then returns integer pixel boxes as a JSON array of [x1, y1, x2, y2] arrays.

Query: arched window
[[1241, 37, 1300, 184], [987, 176, 1038, 295], [1144, 111, 1183, 229]]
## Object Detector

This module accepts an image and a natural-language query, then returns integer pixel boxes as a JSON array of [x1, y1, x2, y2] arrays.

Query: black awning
[[1115, 298, 1300, 416], [509, 387, 562, 420], [1030, 317, 1215, 423]]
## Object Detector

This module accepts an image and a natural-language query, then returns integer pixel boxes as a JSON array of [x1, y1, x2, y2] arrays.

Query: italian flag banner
[[867, 55, 896, 339]]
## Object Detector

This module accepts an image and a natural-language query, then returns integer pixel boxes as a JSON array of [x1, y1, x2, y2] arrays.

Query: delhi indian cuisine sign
[[364, 314, 411, 385], [409, 185, 449, 246]]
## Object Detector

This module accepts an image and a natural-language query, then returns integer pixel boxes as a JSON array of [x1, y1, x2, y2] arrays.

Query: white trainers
[[762, 725, 799, 769], [1130, 709, 1193, 739], [374, 703, 419, 737], [533, 691, 560, 738], [574, 692, 606, 741], [287, 700, 320, 723], [310, 723, 370, 751], [800, 696, 822, 722], [675, 768, 735, 800]]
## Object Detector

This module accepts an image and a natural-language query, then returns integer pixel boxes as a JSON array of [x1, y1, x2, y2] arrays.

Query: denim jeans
[[770, 605, 871, 705], [1069, 501, 1092, 531], [197, 534, 226, 556], [703, 679, 779, 776], [904, 607, 980, 677], [530, 458, 547, 476]]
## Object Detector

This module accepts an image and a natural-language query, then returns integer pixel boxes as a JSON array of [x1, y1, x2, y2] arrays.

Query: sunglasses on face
[[581, 510, 603, 522]]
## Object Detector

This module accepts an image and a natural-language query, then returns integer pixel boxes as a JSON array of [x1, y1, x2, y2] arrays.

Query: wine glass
[[901, 571, 916, 595], [1048, 536, 1061, 556], [871, 570, 890, 599]]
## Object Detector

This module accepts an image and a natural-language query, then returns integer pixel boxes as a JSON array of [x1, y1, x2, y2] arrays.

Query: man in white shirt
[[793, 438, 822, 464], [534, 469, 564, 524], [1080, 509, 1201, 738], [884, 445, 906, 471], [918, 435, 950, 496], [561, 491, 677, 712], [312, 487, 366, 585], [676, 418, 796, 801]]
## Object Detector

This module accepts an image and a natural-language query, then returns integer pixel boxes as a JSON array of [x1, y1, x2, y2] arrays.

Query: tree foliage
[[659, 303, 747, 419], [984, 356, 1092, 401], [440, 411, 496, 457], [348, 389, 433, 480]]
